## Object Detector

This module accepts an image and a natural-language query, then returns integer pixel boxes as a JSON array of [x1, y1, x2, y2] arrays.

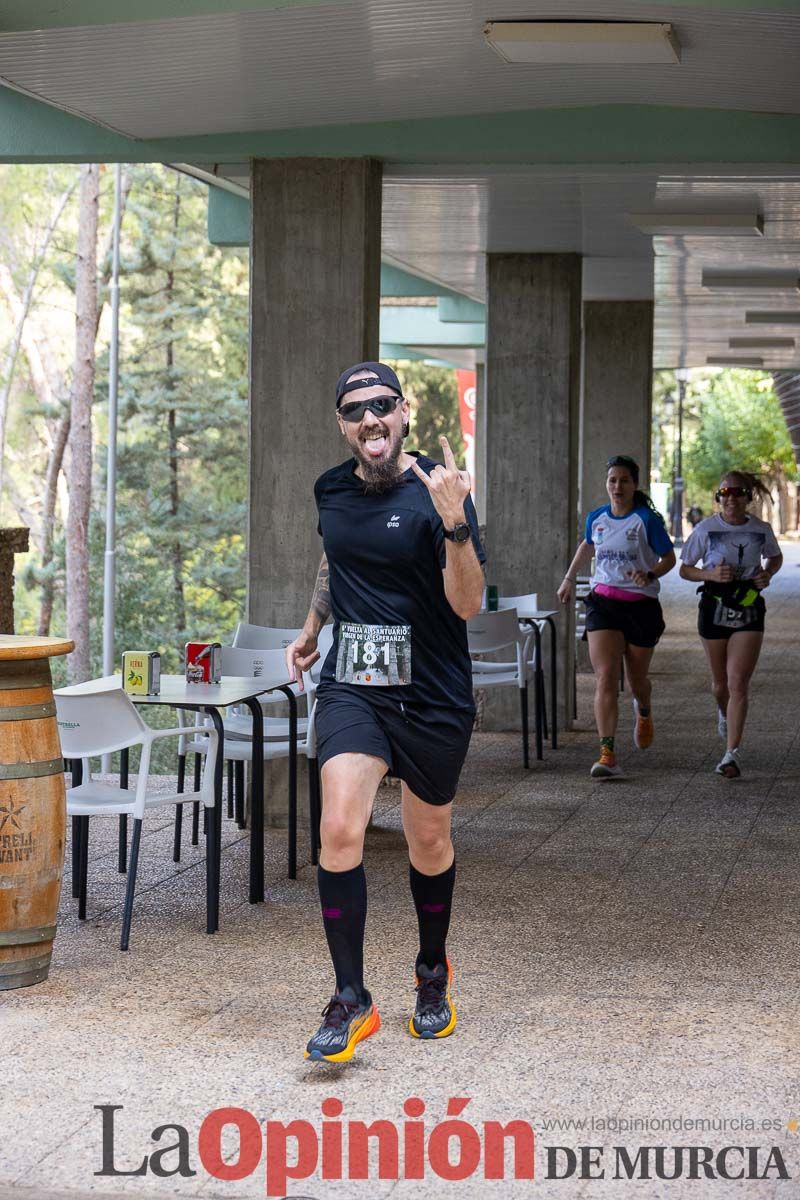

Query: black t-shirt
[[314, 452, 486, 711]]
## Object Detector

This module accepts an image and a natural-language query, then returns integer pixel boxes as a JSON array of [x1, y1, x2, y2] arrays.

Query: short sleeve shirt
[[585, 504, 673, 598], [681, 514, 780, 580], [314, 453, 486, 710]]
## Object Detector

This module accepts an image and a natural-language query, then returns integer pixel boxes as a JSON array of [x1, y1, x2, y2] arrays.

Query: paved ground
[[3, 546, 799, 1200]]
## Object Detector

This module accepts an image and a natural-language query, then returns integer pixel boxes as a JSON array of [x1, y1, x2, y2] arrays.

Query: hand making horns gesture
[[410, 436, 472, 528]]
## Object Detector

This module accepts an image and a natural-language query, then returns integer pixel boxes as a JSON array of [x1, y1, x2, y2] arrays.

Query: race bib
[[335, 622, 412, 686], [712, 599, 759, 630]]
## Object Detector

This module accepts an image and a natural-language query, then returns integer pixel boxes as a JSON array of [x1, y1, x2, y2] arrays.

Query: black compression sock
[[410, 858, 456, 971], [318, 863, 367, 999]]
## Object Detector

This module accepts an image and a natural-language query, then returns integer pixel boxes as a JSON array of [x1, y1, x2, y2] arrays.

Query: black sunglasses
[[337, 394, 402, 423]]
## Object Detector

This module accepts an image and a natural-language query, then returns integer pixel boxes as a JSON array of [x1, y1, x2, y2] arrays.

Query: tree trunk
[[774, 465, 790, 535], [38, 413, 70, 636], [166, 177, 187, 641], [65, 165, 99, 682]]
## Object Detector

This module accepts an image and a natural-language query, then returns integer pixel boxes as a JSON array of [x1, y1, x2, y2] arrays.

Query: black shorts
[[314, 683, 475, 807], [584, 590, 665, 648], [698, 593, 766, 641]]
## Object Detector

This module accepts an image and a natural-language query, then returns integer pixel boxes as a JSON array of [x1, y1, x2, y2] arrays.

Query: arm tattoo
[[311, 554, 331, 622]]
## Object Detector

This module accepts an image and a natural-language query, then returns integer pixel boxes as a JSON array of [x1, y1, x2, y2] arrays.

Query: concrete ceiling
[[201, 159, 800, 369], [0, 1, 798, 138], [0, 0, 798, 368]]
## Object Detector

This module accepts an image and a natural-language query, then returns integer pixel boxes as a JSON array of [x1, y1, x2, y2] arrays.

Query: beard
[[351, 426, 404, 494]]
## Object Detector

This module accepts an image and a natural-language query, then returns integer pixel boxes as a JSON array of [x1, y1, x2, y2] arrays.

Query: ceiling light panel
[[745, 311, 800, 324], [702, 270, 800, 290], [707, 356, 764, 366], [483, 22, 680, 65], [729, 336, 795, 348], [628, 213, 763, 237]]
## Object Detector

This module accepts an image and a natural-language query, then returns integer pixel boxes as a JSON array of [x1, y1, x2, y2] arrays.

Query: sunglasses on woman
[[337, 394, 402, 423], [716, 486, 749, 499]]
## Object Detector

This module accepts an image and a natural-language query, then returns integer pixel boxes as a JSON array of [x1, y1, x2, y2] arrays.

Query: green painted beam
[[380, 344, 463, 370], [3, 86, 800, 167], [380, 305, 484, 349], [2, 0, 796, 28], [380, 264, 468, 301], [207, 187, 249, 246], [0, 0, 333, 33], [438, 295, 486, 324]]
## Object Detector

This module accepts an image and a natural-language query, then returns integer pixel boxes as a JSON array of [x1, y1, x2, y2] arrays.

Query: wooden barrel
[[0, 635, 74, 990]]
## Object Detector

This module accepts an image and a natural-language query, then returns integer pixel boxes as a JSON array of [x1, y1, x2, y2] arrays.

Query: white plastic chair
[[55, 688, 219, 951], [467, 608, 533, 768]]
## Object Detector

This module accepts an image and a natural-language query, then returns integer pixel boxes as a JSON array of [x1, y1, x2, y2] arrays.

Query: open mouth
[[361, 431, 388, 458]]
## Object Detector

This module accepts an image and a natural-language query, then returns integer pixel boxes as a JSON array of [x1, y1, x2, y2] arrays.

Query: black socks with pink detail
[[409, 859, 456, 972], [318, 863, 367, 1000]]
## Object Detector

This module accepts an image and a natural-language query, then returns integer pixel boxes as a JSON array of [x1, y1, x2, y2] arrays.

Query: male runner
[[286, 361, 485, 1062]]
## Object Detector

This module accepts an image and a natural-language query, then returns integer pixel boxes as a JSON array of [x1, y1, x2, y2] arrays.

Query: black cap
[[336, 361, 402, 406]]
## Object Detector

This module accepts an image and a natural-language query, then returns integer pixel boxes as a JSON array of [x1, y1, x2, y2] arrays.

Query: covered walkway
[[2, 548, 798, 1198]]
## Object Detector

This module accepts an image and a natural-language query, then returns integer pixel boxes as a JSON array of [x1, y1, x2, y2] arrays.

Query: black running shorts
[[314, 684, 475, 807], [698, 593, 766, 641], [584, 590, 665, 648]]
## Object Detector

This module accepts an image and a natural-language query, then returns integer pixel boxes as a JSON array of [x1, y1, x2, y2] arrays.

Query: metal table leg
[[542, 615, 558, 749], [531, 623, 544, 761], [278, 685, 298, 881], [201, 706, 224, 934], [243, 697, 264, 904]]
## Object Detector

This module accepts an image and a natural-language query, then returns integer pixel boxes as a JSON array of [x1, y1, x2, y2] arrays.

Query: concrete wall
[[248, 157, 382, 626], [579, 300, 654, 522], [485, 253, 581, 731]]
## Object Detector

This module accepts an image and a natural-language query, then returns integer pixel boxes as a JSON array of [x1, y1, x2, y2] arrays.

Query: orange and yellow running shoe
[[409, 959, 456, 1040], [633, 700, 654, 750], [590, 745, 624, 779], [305, 987, 380, 1062]]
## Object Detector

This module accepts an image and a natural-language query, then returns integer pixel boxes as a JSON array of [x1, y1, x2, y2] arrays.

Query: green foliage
[[389, 359, 465, 466], [685, 370, 796, 497], [1, 163, 249, 768], [652, 368, 796, 514]]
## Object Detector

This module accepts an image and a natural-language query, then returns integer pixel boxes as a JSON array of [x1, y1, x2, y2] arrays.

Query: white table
[[56, 671, 295, 931]]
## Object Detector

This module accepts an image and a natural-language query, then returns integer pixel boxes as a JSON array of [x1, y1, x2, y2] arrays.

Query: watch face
[[453, 523, 470, 542]]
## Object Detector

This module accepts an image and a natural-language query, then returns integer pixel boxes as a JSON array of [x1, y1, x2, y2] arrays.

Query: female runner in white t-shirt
[[558, 456, 676, 779], [679, 471, 782, 779]]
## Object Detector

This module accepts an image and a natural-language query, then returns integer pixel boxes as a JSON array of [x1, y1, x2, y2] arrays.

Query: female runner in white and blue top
[[558, 456, 676, 778]]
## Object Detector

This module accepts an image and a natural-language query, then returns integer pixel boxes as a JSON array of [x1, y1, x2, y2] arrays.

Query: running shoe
[[718, 709, 728, 739], [715, 749, 741, 780], [409, 959, 456, 1040], [633, 700, 654, 750], [304, 986, 380, 1062], [590, 746, 624, 779]]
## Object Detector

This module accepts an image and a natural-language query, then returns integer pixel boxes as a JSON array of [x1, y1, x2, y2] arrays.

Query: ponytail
[[633, 489, 667, 525]]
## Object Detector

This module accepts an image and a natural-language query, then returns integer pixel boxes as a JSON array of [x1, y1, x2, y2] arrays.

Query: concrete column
[[249, 157, 382, 626], [579, 301, 653, 522], [485, 253, 581, 731]]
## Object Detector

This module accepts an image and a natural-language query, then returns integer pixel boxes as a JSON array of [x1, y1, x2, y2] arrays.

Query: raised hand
[[410, 436, 472, 529]]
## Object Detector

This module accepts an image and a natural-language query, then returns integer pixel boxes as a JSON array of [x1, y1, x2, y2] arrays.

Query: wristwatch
[[444, 522, 471, 543]]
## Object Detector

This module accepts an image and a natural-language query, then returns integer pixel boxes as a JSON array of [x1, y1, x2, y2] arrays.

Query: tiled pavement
[[2, 546, 799, 1199]]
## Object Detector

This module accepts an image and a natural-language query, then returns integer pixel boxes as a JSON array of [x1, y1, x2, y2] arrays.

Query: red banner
[[455, 369, 476, 489]]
